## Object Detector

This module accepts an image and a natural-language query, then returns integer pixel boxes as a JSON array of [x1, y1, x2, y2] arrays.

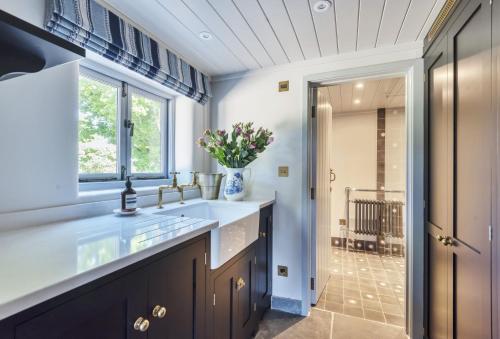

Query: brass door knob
[[236, 277, 246, 291], [134, 317, 150, 332], [152, 305, 167, 319]]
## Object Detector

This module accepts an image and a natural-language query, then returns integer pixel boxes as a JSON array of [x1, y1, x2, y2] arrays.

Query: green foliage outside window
[[78, 74, 165, 177]]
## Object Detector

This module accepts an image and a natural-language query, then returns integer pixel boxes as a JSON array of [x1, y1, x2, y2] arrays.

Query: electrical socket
[[278, 265, 288, 277]]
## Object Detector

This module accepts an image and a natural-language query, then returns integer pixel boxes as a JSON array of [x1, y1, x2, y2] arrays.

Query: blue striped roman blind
[[45, 0, 212, 104]]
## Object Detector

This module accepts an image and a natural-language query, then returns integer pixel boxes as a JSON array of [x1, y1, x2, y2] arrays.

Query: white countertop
[[0, 197, 274, 320]]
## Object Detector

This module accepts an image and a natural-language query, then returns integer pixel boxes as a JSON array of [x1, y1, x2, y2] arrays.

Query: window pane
[[78, 75, 118, 175], [131, 92, 163, 174]]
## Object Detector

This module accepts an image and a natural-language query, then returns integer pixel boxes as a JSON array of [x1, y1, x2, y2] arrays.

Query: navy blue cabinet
[[0, 235, 208, 339]]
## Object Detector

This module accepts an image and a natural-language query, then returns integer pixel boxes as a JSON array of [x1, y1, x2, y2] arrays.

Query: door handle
[[330, 169, 336, 182]]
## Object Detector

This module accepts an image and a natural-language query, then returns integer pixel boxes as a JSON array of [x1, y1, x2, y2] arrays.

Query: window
[[78, 67, 170, 182]]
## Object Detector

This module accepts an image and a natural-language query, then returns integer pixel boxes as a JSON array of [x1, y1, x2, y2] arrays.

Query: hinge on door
[[311, 105, 316, 118], [213, 293, 216, 306], [490, 0, 492, 6], [253, 303, 257, 312], [205, 252, 207, 265], [311, 187, 315, 200], [310, 277, 315, 290], [489, 225, 492, 242]]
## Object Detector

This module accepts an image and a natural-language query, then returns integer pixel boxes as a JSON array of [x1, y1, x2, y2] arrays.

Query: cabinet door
[[425, 35, 449, 339], [213, 264, 236, 339], [446, 1, 492, 338], [233, 248, 256, 339], [14, 271, 148, 339], [148, 238, 207, 339], [256, 206, 272, 319], [212, 248, 256, 339]]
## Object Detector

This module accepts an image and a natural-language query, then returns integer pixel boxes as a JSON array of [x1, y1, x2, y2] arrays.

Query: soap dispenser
[[121, 176, 137, 212]]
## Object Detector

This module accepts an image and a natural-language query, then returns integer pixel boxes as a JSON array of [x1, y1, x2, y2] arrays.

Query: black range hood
[[0, 10, 85, 81]]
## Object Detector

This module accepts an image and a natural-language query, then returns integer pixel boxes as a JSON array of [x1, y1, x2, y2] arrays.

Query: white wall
[[0, 1, 209, 215], [330, 111, 377, 237], [211, 44, 422, 306], [329, 108, 407, 238]]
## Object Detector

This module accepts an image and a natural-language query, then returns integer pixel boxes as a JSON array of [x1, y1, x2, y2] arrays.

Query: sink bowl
[[155, 200, 260, 269]]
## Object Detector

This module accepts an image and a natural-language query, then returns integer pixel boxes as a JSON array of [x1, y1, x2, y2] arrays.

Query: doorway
[[311, 76, 408, 329]]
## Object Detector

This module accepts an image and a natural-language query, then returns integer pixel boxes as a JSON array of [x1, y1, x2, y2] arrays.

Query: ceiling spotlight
[[353, 99, 361, 104], [313, 0, 332, 13], [355, 82, 364, 89], [199, 31, 213, 40]]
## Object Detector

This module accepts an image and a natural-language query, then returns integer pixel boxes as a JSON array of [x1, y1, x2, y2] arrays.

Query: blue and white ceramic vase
[[224, 167, 246, 201]]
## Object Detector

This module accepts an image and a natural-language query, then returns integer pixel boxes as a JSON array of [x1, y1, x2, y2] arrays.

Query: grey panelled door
[[426, 35, 449, 339], [426, 0, 493, 338], [448, 1, 492, 338]]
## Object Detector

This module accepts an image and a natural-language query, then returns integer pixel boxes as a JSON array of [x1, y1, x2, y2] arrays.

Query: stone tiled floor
[[256, 309, 407, 339], [314, 247, 406, 327]]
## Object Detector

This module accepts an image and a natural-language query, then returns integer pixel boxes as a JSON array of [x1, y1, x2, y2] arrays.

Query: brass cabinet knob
[[260, 232, 267, 238], [134, 317, 150, 332], [437, 235, 444, 242], [442, 236, 454, 246], [236, 277, 246, 291], [152, 305, 167, 319]]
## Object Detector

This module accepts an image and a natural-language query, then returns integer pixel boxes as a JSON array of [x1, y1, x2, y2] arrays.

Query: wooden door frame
[[301, 59, 424, 338]]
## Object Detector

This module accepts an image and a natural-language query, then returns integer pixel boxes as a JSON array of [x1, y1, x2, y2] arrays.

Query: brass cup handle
[[236, 277, 246, 291], [152, 305, 167, 319], [134, 317, 150, 332]]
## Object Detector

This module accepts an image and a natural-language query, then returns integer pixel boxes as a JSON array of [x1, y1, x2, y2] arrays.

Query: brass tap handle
[[170, 171, 180, 186], [152, 305, 167, 319], [189, 171, 199, 185], [133, 317, 150, 332]]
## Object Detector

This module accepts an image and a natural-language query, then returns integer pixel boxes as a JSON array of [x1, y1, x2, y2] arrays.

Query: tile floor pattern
[[314, 247, 406, 327], [255, 309, 407, 339]]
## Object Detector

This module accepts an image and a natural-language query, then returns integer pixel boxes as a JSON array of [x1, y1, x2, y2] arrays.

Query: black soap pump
[[121, 176, 137, 212]]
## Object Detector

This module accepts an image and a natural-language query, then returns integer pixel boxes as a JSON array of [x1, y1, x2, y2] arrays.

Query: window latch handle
[[125, 119, 134, 136]]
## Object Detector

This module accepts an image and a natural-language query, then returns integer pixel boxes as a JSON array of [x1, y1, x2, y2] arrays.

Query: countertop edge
[[0, 221, 217, 321]]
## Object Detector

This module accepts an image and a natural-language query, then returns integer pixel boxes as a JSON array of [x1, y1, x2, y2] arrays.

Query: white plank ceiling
[[326, 77, 405, 114], [101, 0, 446, 76]]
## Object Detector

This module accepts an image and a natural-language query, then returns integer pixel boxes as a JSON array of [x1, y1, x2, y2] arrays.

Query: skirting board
[[271, 296, 302, 315]]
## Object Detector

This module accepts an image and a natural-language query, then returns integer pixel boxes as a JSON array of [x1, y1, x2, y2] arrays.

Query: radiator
[[353, 199, 404, 238]]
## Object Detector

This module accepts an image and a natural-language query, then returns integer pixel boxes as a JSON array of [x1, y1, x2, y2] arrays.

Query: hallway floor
[[255, 248, 407, 338], [255, 309, 407, 339], [314, 248, 406, 327]]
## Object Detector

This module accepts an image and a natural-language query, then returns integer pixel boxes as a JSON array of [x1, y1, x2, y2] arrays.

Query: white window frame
[[78, 65, 172, 183]]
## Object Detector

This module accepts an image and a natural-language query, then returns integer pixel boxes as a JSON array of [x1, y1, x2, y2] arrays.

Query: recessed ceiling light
[[355, 82, 364, 89], [353, 99, 361, 104], [199, 31, 213, 40], [313, 0, 332, 13]]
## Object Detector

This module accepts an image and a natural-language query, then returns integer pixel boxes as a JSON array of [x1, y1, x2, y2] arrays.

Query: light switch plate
[[278, 265, 288, 277], [278, 80, 289, 92], [278, 166, 289, 177]]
